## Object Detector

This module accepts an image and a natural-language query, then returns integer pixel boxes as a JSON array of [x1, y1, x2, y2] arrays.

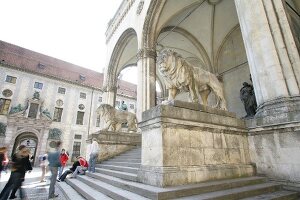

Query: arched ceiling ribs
[[104, 28, 137, 91], [159, 26, 212, 72], [215, 24, 240, 73]]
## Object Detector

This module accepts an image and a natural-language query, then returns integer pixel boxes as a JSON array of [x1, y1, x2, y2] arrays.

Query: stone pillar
[[102, 86, 117, 107], [235, 0, 300, 125], [136, 48, 157, 120], [102, 64, 117, 106]]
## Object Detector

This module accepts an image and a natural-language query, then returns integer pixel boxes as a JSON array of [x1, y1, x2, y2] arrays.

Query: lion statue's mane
[[157, 49, 227, 110], [96, 104, 138, 132]]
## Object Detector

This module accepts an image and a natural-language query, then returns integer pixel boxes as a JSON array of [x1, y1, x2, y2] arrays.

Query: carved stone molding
[[143, 0, 166, 47], [254, 96, 300, 126], [136, 48, 157, 61], [136, 0, 144, 15]]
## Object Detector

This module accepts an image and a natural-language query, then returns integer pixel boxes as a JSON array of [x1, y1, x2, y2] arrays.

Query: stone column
[[235, 0, 300, 125], [102, 86, 117, 107], [136, 48, 157, 120]]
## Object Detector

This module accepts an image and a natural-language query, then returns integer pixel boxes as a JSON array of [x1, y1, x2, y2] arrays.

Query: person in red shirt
[[58, 149, 69, 178], [71, 156, 88, 178]]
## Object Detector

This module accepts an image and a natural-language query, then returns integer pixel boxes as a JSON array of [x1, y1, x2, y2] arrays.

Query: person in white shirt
[[88, 138, 99, 173]]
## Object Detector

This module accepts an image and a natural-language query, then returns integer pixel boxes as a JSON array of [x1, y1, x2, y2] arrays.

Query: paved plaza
[[0, 168, 66, 200]]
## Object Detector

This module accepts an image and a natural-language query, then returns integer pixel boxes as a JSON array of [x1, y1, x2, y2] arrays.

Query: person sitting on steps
[[57, 156, 88, 182]]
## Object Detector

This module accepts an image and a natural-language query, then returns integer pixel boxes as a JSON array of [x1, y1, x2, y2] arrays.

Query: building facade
[[0, 41, 137, 165]]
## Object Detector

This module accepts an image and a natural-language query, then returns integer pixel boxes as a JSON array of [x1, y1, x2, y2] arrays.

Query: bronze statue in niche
[[240, 81, 257, 118]]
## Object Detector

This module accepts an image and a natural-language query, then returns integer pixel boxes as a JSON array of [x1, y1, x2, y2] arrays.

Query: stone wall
[[138, 101, 255, 187], [248, 121, 300, 187]]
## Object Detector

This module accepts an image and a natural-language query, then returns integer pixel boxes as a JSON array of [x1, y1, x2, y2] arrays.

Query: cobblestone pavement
[[0, 168, 66, 200]]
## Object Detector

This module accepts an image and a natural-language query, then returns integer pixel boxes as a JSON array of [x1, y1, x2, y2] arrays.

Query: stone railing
[[105, 0, 136, 43], [87, 130, 141, 161]]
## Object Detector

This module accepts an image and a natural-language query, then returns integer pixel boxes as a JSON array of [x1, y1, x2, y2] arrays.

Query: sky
[[0, 0, 122, 74]]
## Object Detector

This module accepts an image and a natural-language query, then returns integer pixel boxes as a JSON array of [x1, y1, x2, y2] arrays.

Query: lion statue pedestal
[[137, 100, 254, 187]]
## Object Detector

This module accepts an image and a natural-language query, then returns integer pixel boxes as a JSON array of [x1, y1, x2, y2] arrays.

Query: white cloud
[[0, 0, 122, 72]]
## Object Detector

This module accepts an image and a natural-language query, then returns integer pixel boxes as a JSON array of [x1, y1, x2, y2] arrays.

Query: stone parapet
[[138, 101, 254, 187], [87, 130, 141, 161]]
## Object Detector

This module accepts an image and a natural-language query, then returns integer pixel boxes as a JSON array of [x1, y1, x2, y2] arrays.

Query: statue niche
[[157, 49, 227, 110], [96, 104, 138, 132]]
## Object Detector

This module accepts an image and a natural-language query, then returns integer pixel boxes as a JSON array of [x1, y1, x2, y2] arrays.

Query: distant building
[[0, 40, 137, 165]]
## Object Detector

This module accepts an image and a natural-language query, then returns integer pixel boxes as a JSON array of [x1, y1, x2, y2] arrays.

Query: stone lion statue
[[96, 104, 138, 132], [157, 49, 227, 110]]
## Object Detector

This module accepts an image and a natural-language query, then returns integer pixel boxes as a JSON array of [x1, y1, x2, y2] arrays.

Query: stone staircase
[[58, 147, 299, 200]]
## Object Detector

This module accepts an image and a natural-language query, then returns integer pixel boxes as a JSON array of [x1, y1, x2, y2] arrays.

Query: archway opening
[[12, 132, 38, 165]]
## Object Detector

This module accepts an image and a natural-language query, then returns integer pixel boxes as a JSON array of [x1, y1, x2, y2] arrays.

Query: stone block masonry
[[138, 100, 255, 187]]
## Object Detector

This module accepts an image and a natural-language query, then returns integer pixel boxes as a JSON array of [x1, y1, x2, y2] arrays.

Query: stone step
[[109, 158, 141, 162], [97, 164, 139, 174], [95, 167, 137, 181], [99, 161, 141, 168], [115, 155, 141, 159], [241, 190, 299, 200], [57, 181, 86, 200], [173, 182, 283, 200], [87, 172, 268, 200], [77, 175, 150, 200], [65, 178, 113, 200]]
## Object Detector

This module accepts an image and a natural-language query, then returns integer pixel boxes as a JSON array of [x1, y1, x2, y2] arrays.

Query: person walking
[[0, 146, 8, 178], [58, 149, 69, 178], [47, 141, 61, 199], [0, 145, 32, 200], [38, 153, 48, 182], [88, 138, 99, 173]]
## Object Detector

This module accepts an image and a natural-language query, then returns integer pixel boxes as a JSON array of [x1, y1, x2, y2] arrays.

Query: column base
[[252, 96, 300, 127], [138, 164, 255, 187]]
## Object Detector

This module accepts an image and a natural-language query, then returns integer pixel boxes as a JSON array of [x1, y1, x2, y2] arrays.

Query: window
[[79, 74, 86, 81], [34, 82, 43, 89], [37, 63, 46, 69], [130, 104, 135, 109], [53, 107, 63, 122], [58, 87, 66, 94], [76, 111, 84, 125], [96, 115, 100, 127], [98, 96, 102, 102], [74, 134, 82, 139], [5, 75, 17, 84], [2, 89, 13, 97], [0, 99, 11, 115], [28, 103, 39, 118], [78, 104, 85, 110], [80, 92, 86, 99], [71, 142, 81, 161]]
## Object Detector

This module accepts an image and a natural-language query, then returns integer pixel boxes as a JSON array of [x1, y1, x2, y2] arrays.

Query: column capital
[[136, 48, 157, 61], [102, 85, 117, 93]]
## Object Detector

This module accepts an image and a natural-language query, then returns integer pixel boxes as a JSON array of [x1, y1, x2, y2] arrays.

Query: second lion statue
[[96, 104, 138, 132], [157, 49, 227, 110]]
